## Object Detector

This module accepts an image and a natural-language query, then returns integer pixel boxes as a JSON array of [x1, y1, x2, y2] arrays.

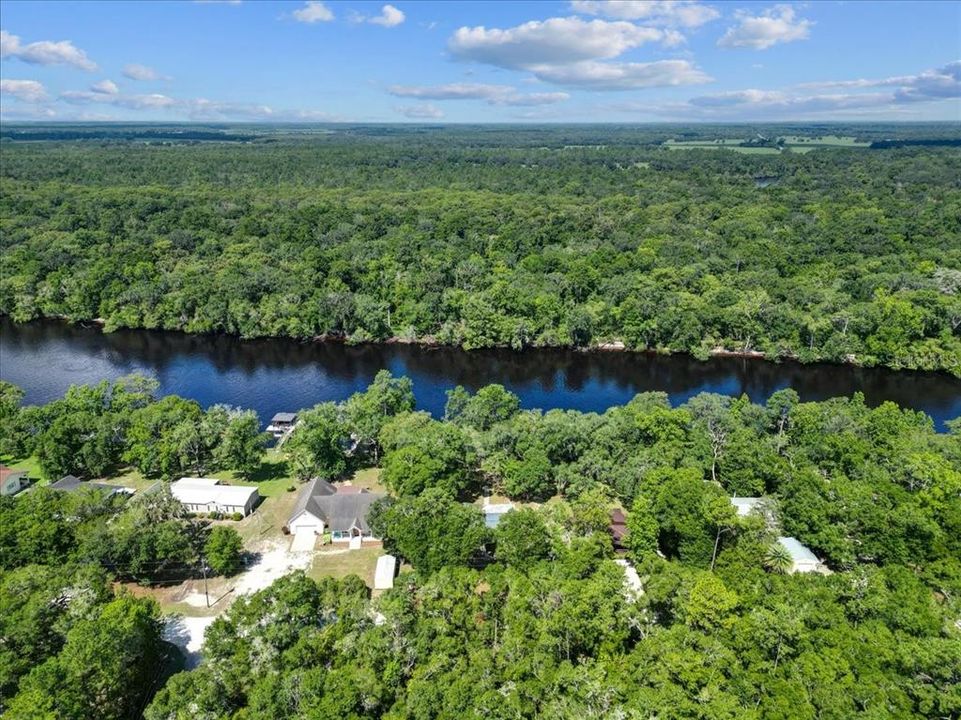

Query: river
[[1, 317, 959, 431]]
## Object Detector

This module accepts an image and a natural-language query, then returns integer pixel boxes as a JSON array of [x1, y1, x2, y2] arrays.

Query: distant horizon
[[3, 119, 960, 127]]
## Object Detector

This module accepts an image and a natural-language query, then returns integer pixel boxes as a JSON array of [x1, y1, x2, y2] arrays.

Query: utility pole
[[201, 556, 210, 608]]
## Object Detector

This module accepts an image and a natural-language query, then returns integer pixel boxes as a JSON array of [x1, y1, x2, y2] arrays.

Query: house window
[[331, 531, 348, 541]]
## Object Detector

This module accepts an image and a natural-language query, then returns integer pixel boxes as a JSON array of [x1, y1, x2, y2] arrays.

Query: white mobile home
[[171, 477, 260, 517]]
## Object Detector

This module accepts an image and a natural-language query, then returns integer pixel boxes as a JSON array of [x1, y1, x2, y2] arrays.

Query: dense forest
[[2, 123, 959, 375], [1, 374, 959, 718]]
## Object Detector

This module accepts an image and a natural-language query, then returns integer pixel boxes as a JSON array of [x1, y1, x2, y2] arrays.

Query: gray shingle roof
[[289, 478, 384, 533], [271, 412, 298, 423], [50, 475, 125, 494]]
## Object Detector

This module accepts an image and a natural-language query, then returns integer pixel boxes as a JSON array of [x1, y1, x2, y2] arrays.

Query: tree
[[502, 445, 553, 500], [494, 508, 551, 568], [124, 396, 205, 479], [683, 573, 739, 631], [686, 393, 735, 485], [5, 595, 171, 720], [285, 402, 347, 481], [344, 370, 414, 463], [217, 410, 268, 479], [764, 541, 793, 574], [375, 489, 488, 573], [444, 384, 520, 430], [0, 381, 25, 457], [381, 420, 473, 497], [626, 494, 659, 561], [205, 526, 244, 576]]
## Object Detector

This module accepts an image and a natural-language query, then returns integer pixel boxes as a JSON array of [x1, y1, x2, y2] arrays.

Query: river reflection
[[2, 317, 958, 430]]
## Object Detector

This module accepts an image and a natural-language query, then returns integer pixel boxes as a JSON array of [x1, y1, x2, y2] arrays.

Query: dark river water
[[2, 317, 959, 430]]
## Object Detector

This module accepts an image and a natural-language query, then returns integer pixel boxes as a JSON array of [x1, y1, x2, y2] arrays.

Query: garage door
[[290, 529, 317, 553]]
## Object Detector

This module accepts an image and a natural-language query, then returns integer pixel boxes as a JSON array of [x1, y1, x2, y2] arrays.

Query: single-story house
[[287, 478, 384, 541], [0, 465, 28, 496], [374, 554, 397, 590], [778, 536, 823, 574], [49, 475, 133, 496], [171, 477, 260, 516], [266, 412, 298, 438], [730, 497, 763, 517], [609, 508, 628, 552]]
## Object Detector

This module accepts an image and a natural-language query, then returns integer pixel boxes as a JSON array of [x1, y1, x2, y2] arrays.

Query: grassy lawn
[[665, 135, 869, 155], [343, 467, 385, 492], [782, 135, 869, 147], [308, 546, 384, 587], [0, 454, 43, 483]]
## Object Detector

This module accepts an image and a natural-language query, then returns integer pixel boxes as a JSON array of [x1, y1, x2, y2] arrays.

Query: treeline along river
[[1, 317, 959, 431]]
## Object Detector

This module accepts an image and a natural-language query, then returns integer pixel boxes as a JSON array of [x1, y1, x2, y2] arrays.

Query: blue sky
[[1, 0, 958, 122]]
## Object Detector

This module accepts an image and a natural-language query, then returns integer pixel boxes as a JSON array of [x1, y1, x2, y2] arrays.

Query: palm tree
[[764, 542, 793, 574]]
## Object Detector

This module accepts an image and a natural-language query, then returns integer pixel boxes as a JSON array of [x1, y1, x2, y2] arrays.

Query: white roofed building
[[171, 477, 260, 517], [730, 497, 763, 517], [778, 536, 823, 574]]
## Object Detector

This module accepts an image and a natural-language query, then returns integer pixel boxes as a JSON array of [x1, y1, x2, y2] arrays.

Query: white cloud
[[447, 16, 702, 90], [61, 90, 178, 110], [0, 78, 48, 103], [570, 1, 719, 28], [387, 82, 569, 105], [0, 30, 97, 70], [90, 79, 119, 95], [0, 105, 56, 119], [718, 5, 811, 50], [798, 61, 961, 102], [292, 1, 334, 23], [54, 85, 340, 121], [389, 82, 515, 100], [449, 17, 671, 69], [370, 4, 405, 27], [637, 61, 960, 120], [499, 91, 571, 106], [531, 58, 711, 89], [396, 103, 444, 119], [122, 63, 168, 81]]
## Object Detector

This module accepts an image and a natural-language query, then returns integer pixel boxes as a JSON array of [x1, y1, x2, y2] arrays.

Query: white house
[[0, 466, 27, 496], [171, 477, 260, 517], [778, 536, 823, 574], [287, 478, 384, 542]]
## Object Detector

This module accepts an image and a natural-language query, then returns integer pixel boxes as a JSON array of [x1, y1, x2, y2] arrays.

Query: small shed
[[374, 554, 397, 590]]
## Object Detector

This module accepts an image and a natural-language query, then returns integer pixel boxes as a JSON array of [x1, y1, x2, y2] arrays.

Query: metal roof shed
[[374, 554, 397, 590]]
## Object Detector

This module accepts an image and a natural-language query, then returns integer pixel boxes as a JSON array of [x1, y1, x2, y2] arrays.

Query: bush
[[231, 512, 243, 521]]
